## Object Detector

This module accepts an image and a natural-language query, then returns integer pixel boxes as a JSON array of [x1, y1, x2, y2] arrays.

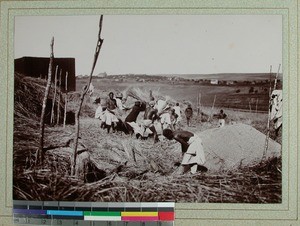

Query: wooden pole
[[37, 37, 54, 165], [249, 101, 252, 113], [255, 98, 259, 114], [263, 65, 273, 159], [198, 92, 201, 120], [208, 95, 216, 122], [63, 72, 68, 128], [273, 64, 281, 90], [50, 65, 58, 125], [71, 15, 104, 176], [56, 69, 62, 125], [197, 93, 200, 116]]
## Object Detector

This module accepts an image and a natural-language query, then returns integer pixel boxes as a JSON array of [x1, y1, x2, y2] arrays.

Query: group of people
[[95, 91, 185, 138], [94, 91, 229, 174]]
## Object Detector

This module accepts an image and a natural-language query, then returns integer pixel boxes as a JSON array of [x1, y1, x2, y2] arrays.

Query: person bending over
[[163, 129, 207, 174]]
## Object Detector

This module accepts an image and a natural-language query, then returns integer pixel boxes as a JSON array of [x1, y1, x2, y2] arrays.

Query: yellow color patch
[[121, 212, 158, 217]]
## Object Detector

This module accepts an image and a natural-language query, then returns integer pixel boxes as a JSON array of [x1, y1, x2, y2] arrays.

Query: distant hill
[[173, 73, 283, 81], [86, 72, 283, 82]]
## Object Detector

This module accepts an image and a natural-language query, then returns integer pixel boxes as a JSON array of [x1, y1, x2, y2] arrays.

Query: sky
[[14, 15, 282, 76]]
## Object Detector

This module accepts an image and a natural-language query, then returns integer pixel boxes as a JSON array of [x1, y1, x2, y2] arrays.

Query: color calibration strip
[[13, 200, 174, 226]]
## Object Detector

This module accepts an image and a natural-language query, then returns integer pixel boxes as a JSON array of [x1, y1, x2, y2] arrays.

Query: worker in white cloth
[[163, 129, 207, 174], [270, 90, 283, 136], [94, 97, 106, 129], [216, 109, 227, 127], [104, 92, 119, 133]]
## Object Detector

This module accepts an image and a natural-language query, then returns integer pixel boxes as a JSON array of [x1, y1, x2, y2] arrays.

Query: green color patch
[[84, 211, 121, 216]]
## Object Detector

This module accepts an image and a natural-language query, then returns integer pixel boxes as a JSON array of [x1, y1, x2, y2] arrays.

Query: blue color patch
[[46, 210, 83, 216]]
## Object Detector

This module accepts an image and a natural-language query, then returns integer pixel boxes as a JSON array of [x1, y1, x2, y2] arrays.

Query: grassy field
[[77, 77, 271, 111]]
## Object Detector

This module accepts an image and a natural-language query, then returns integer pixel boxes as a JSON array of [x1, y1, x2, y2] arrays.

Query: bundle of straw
[[125, 87, 150, 102]]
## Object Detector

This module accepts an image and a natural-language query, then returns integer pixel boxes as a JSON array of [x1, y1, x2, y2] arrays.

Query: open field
[[77, 77, 273, 111]]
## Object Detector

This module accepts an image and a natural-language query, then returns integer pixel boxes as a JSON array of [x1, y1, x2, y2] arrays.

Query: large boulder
[[197, 123, 281, 171]]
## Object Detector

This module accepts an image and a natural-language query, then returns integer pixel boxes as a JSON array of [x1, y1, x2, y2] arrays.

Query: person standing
[[170, 109, 178, 130], [94, 97, 106, 129], [105, 92, 119, 133], [173, 103, 182, 122], [217, 109, 227, 127], [163, 129, 207, 174], [185, 104, 193, 127]]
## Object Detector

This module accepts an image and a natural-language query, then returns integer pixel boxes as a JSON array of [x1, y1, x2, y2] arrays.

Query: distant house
[[210, 79, 218, 85], [226, 81, 234, 85], [14, 56, 76, 92]]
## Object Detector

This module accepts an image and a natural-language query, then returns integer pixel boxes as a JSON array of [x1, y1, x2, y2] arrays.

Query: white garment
[[173, 106, 182, 122], [219, 119, 225, 127], [104, 110, 119, 126], [95, 106, 105, 121], [87, 83, 94, 96], [127, 121, 153, 137], [160, 112, 171, 129], [155, 100, 168, 114], [181, 135, 206, 167], [115, 98, 125, 110], [140, 120, 153, 137], [270, 90, 283, 129]]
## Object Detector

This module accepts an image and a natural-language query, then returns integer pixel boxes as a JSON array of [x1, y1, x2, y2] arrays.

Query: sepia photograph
[[13, 15, 282, 203]]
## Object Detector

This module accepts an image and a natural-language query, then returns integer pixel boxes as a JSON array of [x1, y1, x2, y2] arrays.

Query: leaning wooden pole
[[71, 15, 104, 176], [50, 65, 58, 125], [56, 69, 62, 125], [263, 65, 273, 159], [37, 37, 54, 165], [273, 64, 281, 90], [208, 95, 216, 122], [63, 71, 68, 128]]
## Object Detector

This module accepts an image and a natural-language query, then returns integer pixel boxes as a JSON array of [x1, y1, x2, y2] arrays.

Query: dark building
[[14, 56, 76, 92]]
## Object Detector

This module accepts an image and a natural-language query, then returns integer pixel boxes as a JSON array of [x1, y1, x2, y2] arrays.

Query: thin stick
[[37, 37, 54, 165], [255, 98, 258, 114], [56, 69, 62, 125], [50, 65, 58, 125], [63, 72, 68, 128], [72, 15, 104, 176], [208, 95, 216, 122], [273, 64, 281, 90], [249, 101, 252, 113], [263, 65, 273, 159], [197, 93, 200, 116], [199, 92, 201, 120]]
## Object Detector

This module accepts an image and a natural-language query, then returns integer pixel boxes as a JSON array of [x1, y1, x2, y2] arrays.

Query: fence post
[[63, 71, 68, 128], [50, 65, 58, 125], [37, 37, 54, 165], [56, 69, 62, 125]]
